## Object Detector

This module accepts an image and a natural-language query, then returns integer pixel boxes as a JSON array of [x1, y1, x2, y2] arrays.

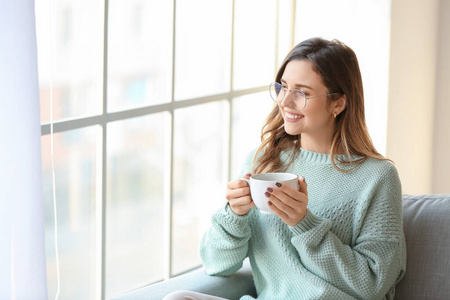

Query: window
[[37, 0, 294, 299], [38, 0, 390, 298]]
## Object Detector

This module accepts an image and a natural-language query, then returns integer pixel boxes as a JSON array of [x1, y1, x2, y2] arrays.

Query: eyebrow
[[280, 79, 313, 90]]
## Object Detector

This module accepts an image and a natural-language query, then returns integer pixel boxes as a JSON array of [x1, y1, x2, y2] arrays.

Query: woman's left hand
[[265, 176, 308, 226]]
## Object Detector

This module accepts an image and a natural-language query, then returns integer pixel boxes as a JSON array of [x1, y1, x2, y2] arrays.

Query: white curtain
[[0, 0, 48, 299]]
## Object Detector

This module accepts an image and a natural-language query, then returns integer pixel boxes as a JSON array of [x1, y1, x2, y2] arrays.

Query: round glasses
[[269, 82, 339, 110]]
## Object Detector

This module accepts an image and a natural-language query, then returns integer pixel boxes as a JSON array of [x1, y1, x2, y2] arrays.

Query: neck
[[300, 135, 332, 154], [299, 117, 336, 154]]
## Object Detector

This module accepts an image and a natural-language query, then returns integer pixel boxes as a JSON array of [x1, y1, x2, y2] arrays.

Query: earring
[[333, 113, 337, 118]]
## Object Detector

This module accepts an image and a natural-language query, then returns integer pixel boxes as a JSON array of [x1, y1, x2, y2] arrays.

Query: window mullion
[[164, 0, 177, 280], [99, 0, 109, 299]]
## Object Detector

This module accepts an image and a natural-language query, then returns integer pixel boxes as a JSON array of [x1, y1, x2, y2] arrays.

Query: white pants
[[163, 290, 229, 300]]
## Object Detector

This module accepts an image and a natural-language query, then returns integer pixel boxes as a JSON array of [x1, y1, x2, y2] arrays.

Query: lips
[[285, 112, 304, 121]]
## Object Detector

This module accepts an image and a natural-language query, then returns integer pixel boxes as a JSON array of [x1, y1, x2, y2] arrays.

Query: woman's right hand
[[225, 173, 255, 216]]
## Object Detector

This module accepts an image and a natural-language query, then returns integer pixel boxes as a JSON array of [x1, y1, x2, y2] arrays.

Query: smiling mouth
[[285, 112, 304, 119]]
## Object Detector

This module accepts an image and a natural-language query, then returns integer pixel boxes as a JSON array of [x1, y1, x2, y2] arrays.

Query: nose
[[280, 90, 296, 108]]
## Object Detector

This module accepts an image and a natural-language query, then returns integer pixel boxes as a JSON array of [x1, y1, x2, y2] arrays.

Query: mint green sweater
[[200, 148, 406, 300]]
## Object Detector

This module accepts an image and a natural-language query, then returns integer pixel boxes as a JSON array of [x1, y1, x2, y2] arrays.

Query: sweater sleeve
[[199, 204, 253, 276], [199, 149, 257, 276], [289, 164, 406, 299]]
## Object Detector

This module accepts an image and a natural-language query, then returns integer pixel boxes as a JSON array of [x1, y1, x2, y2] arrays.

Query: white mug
[[243, 173, 299, 214]]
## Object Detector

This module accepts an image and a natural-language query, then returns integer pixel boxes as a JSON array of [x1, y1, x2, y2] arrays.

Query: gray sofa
[[112, 194, 450, 300]]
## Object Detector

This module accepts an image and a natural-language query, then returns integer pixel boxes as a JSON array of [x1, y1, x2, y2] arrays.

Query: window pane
[[277, 0, 294, 66], [172, 101, 229, 275], [233, 0, 277, 90], [36, 0, 104, 123], [174, 0, 232, 101], [107, 0, 174, 111], [41, 127, 100, 299], [231, 92, 274, 177], [106, 113, 170, 297]]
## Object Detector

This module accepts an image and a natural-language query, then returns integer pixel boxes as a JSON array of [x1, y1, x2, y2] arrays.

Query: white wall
[[387, 0, 449, 194], [432, 0, 450, 194], [295, 0, 391, 155]]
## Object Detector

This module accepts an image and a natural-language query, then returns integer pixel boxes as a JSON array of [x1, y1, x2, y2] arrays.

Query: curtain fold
[[0, 0, 48, 299]]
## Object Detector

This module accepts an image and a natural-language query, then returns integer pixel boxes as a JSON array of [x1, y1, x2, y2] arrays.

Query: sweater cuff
[[290, 210, 322, 235], [223, 202, 251, 221], [211, 203, 251, 236]]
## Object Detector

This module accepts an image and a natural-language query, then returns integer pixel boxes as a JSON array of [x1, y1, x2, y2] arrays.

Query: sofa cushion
[[395, 194, 450, 300], [113, 195, 450, 300]]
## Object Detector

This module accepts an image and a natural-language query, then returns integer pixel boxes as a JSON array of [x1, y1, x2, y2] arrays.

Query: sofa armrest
[[395, 194, 450, 300], [111, 259, 256, 300]]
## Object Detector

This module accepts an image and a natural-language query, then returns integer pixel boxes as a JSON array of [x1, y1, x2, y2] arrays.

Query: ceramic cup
[[243, 173, 299, 214]]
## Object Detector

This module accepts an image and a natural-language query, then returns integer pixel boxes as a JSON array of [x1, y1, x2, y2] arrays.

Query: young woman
[[165, 37, 406, 300]]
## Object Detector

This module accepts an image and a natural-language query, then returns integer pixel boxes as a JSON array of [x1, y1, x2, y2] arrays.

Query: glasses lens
[[269, 82, 283, 102], [291, 89, 306, 109]]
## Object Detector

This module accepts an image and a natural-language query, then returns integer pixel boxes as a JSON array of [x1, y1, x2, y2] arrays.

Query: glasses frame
[[269, 82, 340, 110]]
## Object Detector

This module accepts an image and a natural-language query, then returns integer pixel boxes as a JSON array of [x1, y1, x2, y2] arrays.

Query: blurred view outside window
[[174, 0, 232, 100], [37, 0, 389, 298], [106, 113, 170, 295]]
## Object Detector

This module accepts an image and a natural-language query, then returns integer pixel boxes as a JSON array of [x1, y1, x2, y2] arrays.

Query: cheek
[[278, 104, 286, 119], [305, 98, 330, 112], [303, 105, 322, 119], [303, 104, 332, 124]]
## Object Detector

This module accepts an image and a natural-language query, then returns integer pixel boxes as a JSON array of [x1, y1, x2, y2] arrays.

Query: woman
[[165, 37, 406, 300]]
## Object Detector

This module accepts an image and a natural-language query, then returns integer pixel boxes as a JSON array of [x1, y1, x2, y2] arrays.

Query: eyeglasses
[[269, 82, 339, 110]]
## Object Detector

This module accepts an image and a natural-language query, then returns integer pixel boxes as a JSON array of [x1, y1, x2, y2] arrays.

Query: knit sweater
[[200, 148, 406, 300]]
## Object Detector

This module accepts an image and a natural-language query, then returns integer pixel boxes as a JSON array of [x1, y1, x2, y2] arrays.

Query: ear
[[332, 94, 347, 116]]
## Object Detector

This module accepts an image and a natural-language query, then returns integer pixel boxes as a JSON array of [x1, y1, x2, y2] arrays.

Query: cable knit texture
[[200, 148, 406, 300]]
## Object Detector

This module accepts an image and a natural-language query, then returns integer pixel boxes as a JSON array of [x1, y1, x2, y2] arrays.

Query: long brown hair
[[253, 37, 388, 174]]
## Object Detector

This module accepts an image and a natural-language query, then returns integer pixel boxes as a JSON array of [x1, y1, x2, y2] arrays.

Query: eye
[[292, 89, 304, 97]]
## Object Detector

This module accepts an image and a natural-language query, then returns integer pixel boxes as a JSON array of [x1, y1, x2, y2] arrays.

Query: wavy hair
[[252, 37, 388, 174]]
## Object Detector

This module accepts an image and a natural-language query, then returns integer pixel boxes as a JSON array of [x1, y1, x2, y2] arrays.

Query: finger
[[229, 195, 253, 206], [227, 179, 249, 190], [226, 186, 250, 200], [243, 172, 252, 180], [298, 176, 308, 196], [267, 197, 289, 219], [229, 196, 255, 216], [266, 193, 297, 218], [270, 182, 305, 204]]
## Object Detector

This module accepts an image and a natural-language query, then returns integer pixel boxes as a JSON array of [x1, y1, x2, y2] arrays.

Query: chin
[[284, 124, 302, 136]]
